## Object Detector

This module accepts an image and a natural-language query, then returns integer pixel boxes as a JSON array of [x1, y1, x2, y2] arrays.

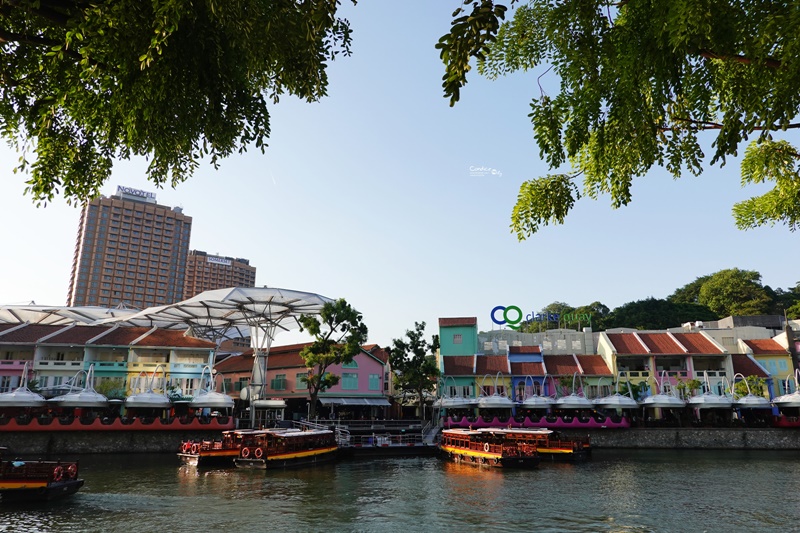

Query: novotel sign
[[207, 256, 232, 266], [491, 305, 592, 331], [116, 185, 157, 201]]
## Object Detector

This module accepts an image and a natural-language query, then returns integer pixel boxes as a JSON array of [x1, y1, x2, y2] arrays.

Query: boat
[[438, 428, 540, 468], [493, 428, 591, 461], [0, 447, 84, 502], [178, 429, 248, 466], [234, 428, 338, 470]]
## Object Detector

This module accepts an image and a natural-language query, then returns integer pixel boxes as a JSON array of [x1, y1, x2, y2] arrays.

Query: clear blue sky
[[0, 1, 797, 348]]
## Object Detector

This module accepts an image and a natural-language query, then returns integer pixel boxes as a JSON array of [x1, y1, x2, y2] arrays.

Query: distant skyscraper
[[184, 250, 257, 298], [67, 186, 192, 309]]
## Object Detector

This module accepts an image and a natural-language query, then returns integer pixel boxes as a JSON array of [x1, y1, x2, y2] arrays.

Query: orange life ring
[[182, 442, 190, 453], [254, 447, 264, 459], [191, 443, 199, 454], [53, 466, 64, 482], [67, 464, 78, 479], [241, 447, 251, 458], [483, 443, 490, 453]]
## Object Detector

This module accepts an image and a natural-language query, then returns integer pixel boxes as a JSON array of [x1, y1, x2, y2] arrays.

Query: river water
[[3, 449, 800, 532]]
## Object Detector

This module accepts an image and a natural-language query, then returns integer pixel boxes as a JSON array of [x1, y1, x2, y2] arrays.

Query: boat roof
[[442, 428, 553, 437], [243, 428, 333, 437]]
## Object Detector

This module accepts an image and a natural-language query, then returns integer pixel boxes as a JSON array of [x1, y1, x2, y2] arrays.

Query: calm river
[[3, 450, 800, 532]]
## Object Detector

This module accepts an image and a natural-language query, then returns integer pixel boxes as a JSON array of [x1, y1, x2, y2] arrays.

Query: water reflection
[[2, 451, 800, 532]]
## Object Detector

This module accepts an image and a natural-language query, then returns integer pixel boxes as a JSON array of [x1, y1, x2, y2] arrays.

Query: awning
[[319, 397, 391, 406]]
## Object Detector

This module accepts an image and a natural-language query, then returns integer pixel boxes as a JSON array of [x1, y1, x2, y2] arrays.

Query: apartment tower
[[67, 186, 192, 309], [183, 250, 257, 298]]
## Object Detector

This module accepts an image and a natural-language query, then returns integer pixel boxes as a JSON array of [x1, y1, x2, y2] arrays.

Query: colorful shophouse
[[214, 342, 391, 421], [0, 323, 214, 397]]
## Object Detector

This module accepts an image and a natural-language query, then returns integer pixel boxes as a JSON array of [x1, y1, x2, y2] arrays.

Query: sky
[[0, 1, 797, 349]]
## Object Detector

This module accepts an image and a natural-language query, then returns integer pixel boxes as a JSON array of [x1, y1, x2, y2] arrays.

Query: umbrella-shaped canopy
[[433, 396, 477, 408], [641, 394, 686, 409], [101, 286, 333, 341], [0, 362, 46, 407], [593, 379, 639, 409], [735, 394, 772, 408], [731, 373, 772, 409], [126, 367, 170, 409], [556, 393, 594, 409], [687, 373, 732, 409], [687, 392, 733, 409], [0, 304, 138, 326], [594, 393, 639, 409], [48, 365, 108, 408], [189, 366, 234, 409], [477, 394, 514, 409], [773, 370, 800, 408], [522, 395, 555, 408]]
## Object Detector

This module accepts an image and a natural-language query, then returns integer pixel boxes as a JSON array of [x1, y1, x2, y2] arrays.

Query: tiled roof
[[439, 317, 477, 327], [89, 326, 153, 346], [443, 356, 475, 375], [510, 361, 544, 375], [743, 339, 788, 355], [0, 324, 70, 343], [638, 333, 684, 354], [509, 345, 541, 354], [731, 354, 768, 378], [544, 354, 579, 375], [366, 346, 389, 364], [41, 326, 113, 345], [0, 324, 19, 334], [475, 355, 509, 375], [672, 333, 723, 354], [214, 353, 254, 373], [133, 329, 215, 349], [576, 355, 611, 375], [606, 333, 648, 354]]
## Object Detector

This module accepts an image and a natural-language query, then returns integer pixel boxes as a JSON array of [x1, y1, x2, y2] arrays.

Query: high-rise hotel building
[[67, 186, 192, 309], [183, 251, 257, 298]]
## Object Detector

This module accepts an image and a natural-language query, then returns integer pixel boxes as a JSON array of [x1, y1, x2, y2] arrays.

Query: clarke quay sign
[[490, 305, 592, 331]]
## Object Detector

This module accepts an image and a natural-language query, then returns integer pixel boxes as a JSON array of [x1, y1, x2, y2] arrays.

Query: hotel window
[[453, 334, 462, 344], [295, 373, 309, 390], [342, 373, 358, 390], [369, 374, 380, 391]]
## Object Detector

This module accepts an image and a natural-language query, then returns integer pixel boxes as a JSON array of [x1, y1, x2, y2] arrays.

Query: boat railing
[[348, 432, 425, 447]]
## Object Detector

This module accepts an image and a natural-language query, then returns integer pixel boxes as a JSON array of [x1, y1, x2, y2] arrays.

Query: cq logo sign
[[491, 305, 523, 330]]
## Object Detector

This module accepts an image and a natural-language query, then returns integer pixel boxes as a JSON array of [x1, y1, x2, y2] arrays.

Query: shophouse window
[[342, 360, 358, 368], [342, 373, 358, 390], [270, 374, 286, 390], [369, 374, 380, 391], [453, 334, 462, 344], [295, 373, 309, 390]]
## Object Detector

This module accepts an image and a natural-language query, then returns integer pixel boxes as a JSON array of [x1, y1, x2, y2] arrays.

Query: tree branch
[[671, 117, 800, 131], [699, 49, 781, 69]]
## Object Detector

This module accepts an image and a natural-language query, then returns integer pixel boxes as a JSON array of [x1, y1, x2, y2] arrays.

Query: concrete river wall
[[6, 428, 800, 456]]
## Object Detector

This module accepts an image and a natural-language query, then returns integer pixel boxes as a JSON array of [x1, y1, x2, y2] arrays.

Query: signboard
[[116, 185, 157, 203], [207, 256, 232, 266], [491, 305, 592, 330]]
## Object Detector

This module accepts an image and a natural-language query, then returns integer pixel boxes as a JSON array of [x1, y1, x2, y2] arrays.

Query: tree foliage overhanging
[[438, 1, 800, 240], [1, 0, 354, 205]]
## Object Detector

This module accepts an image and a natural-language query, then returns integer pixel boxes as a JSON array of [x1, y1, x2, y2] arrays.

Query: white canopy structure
[[772, 370, 800, 408], [640, 373, 686, 409], [687, 372, 733, 410], [190, 366, 234, 410], [731, 373, 772, 409], [593, 379, 639, 409], [555, 372, 593, 409], [0, 362, 46, 407], [48, 365, 108, 408], [126, 365, 171, 409], [0, 304, 138, 326]]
